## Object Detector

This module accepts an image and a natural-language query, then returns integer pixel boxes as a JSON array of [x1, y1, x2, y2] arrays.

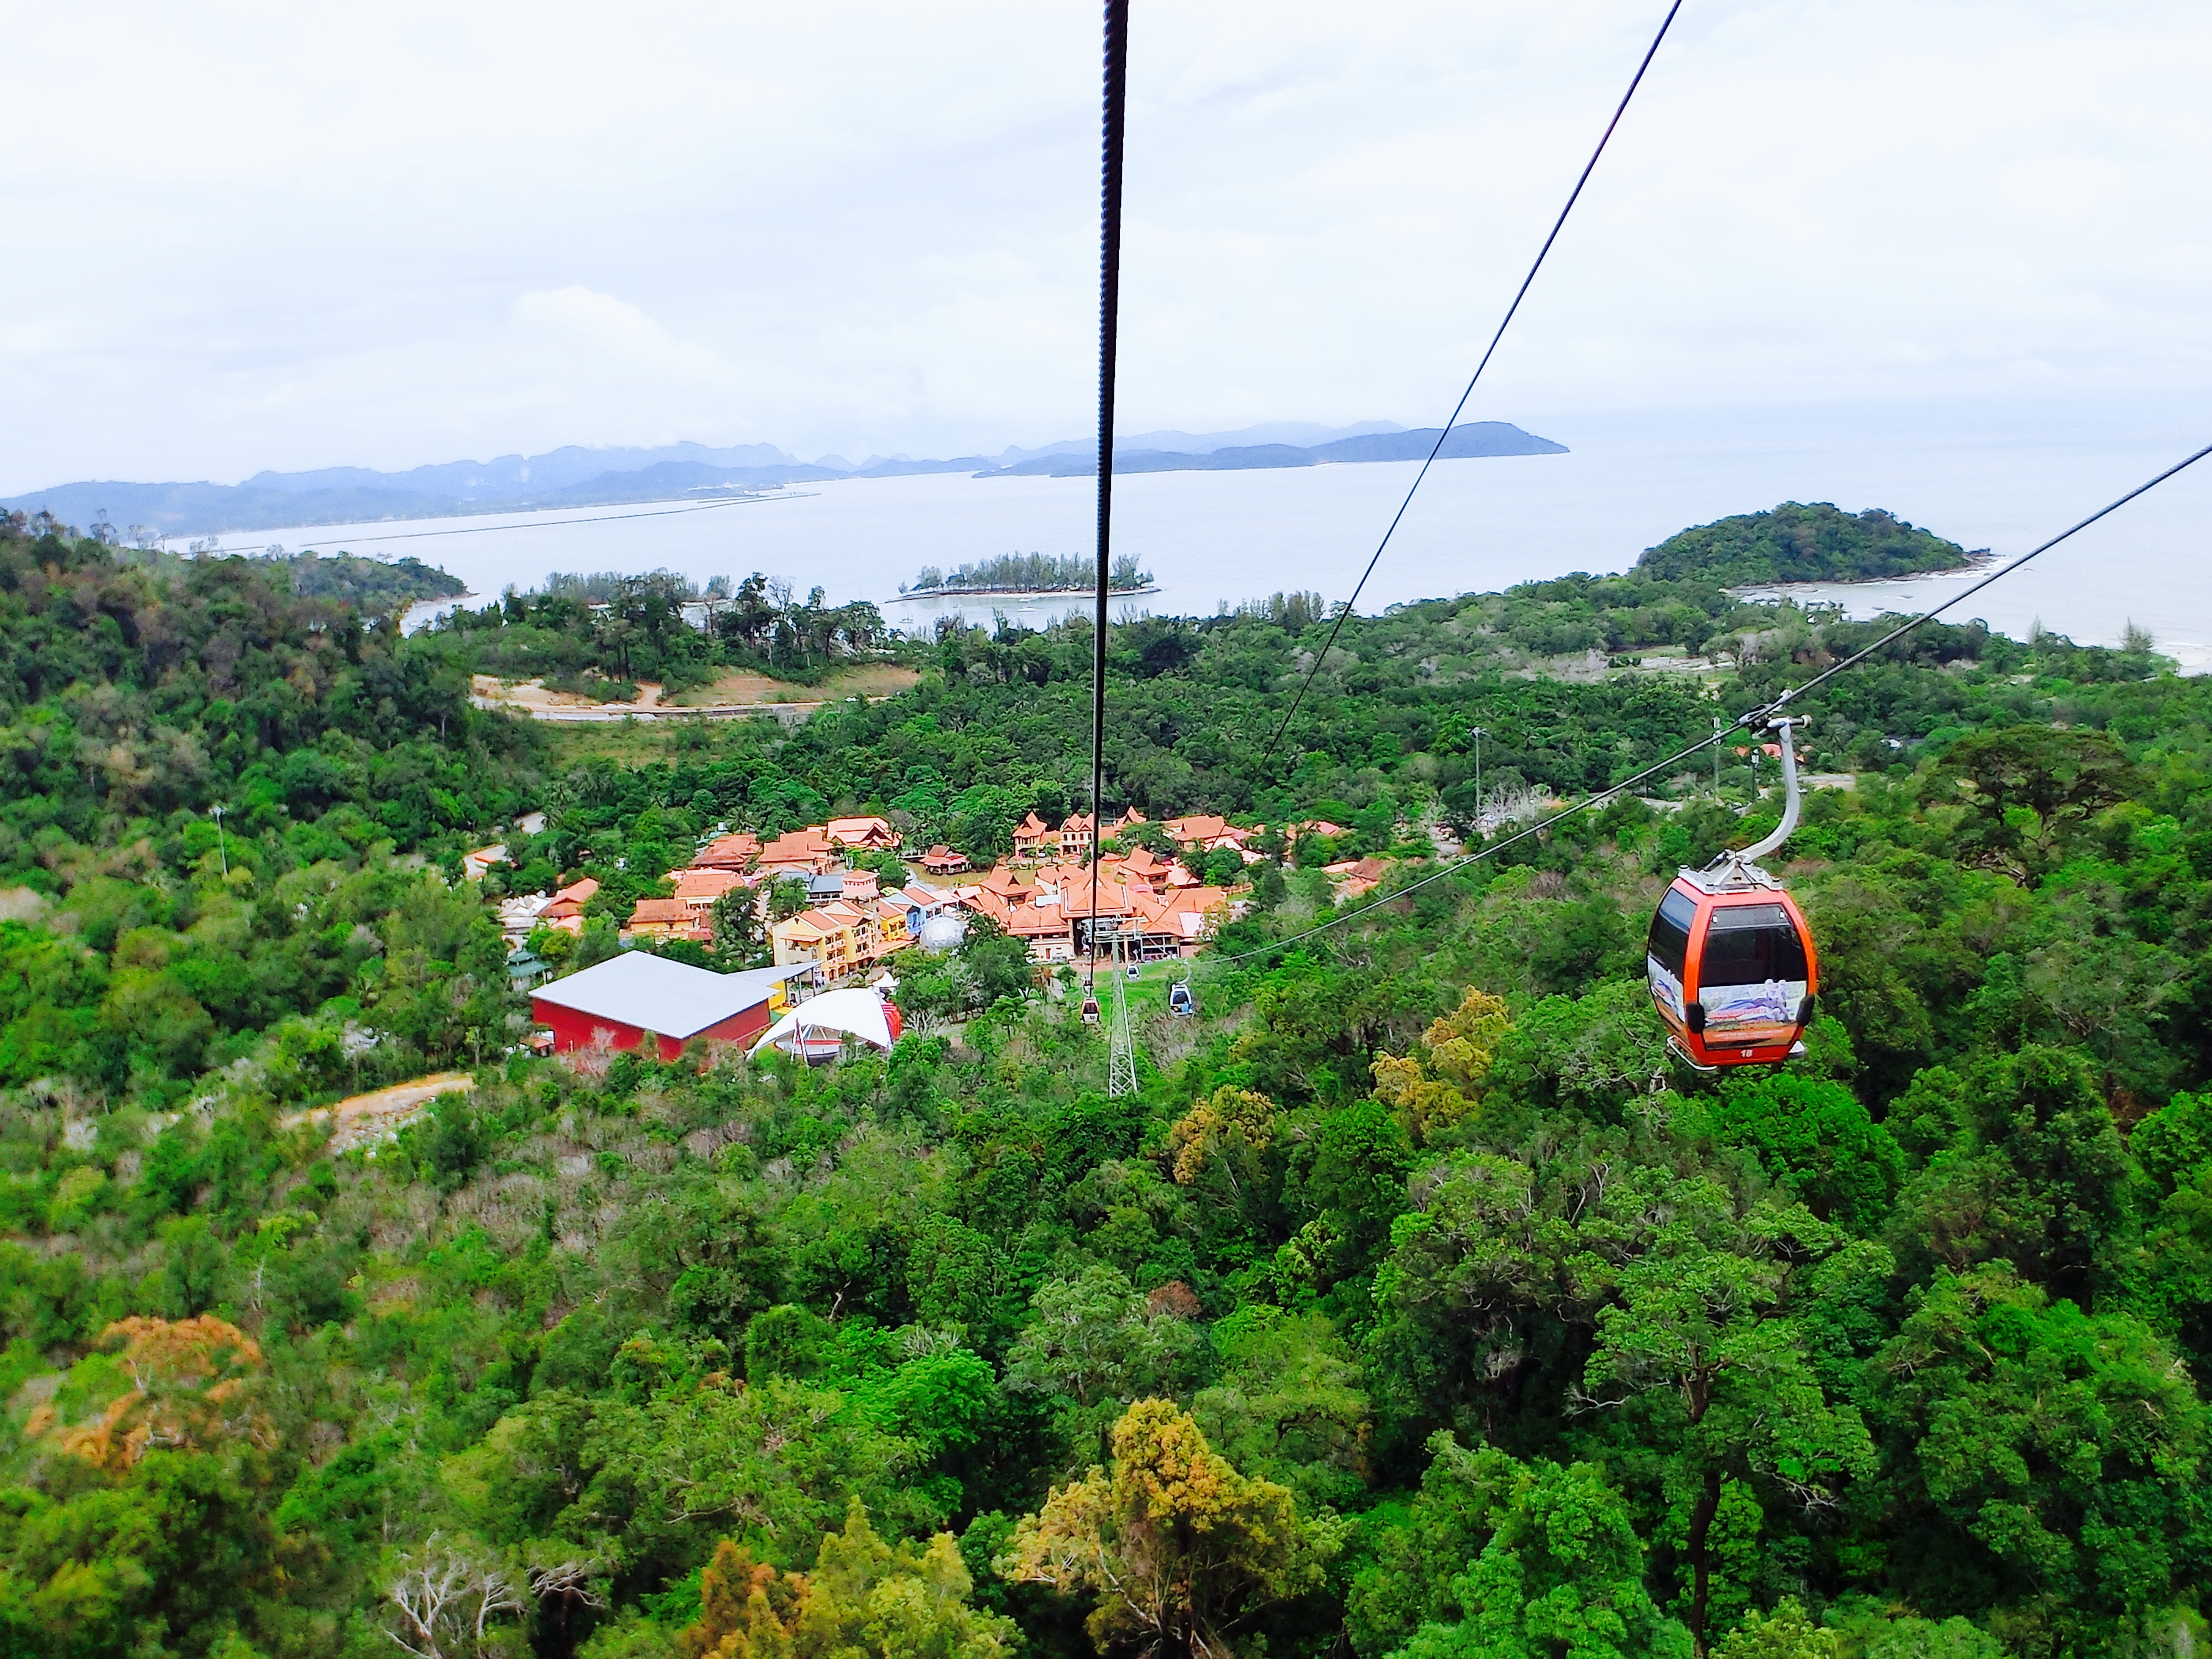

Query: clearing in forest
[[280, 1072, 476, 1152]]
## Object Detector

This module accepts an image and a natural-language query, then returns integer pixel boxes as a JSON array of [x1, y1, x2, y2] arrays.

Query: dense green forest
[[2, 512, 2209, 1659], [416, 570, 894, 696], [1635, 503, 1974, 586]]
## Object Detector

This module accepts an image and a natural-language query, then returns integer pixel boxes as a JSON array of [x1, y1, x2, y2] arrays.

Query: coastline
[[1724, 547, 2007, 602], [889, 582, 1162, 604]]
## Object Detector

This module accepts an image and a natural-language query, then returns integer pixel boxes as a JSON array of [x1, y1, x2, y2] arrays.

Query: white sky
[[3, 1, 2209, 490]]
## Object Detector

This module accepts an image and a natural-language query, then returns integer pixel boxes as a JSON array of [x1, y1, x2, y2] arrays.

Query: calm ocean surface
[[200, 411, 2212, 670]]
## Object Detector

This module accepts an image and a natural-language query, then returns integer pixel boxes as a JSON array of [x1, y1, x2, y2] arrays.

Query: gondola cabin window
[[1699, 902, 1808, 986], [1697, 900, 1809, 1037], [1645, 886, 1695, 1024]]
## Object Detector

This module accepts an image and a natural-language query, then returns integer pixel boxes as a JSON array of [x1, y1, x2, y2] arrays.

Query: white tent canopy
[[747, 988, 897, 1057]]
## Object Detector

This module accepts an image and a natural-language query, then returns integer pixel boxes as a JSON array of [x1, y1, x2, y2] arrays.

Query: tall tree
[[1001, 1399, 1345, 1659]]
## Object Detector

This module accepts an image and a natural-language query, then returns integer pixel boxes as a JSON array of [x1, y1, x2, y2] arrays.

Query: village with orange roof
[[573, 806, 1275, 987]]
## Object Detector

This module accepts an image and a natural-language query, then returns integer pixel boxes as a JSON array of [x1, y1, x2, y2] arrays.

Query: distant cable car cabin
[[1646, 718, 1819, 1070], [1167, 981, 1196, 1017]]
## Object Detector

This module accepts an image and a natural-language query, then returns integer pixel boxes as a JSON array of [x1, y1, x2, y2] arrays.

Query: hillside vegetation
[[0, 509, 2208, 1659], [280, 551, 467, 613]]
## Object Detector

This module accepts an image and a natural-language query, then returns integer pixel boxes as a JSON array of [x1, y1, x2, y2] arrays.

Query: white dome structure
[[917, 912, 968, 952]]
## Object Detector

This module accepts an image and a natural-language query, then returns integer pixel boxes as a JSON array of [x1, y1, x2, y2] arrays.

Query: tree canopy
[[0, 505, 2208, 1659]]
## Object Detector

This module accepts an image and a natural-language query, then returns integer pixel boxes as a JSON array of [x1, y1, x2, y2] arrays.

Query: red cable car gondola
[[1646, 718, 1820, 1070]]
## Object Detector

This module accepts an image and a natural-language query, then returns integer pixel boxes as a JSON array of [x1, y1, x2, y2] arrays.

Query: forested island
[[1636, 501, 1976, 586], [901, 552, 1154, 598], [1, 503, 2208, 1659]]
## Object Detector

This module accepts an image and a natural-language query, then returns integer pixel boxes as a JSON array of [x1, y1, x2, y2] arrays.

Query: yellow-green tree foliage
[[1713, 1598, 1839, 1659], [42, 1316, 275, 1472], [1370, 987, 1510, 1141], [1000, 1398, 1344, 1657], [680, 1502, 1016, 1659], [1166, 1087, 1278, 1194]]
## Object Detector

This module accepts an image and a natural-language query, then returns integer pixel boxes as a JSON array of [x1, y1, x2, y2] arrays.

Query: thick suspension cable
[[1256, 0, 1684, 769], [1214, 437, 2212, 966], [1087, 0, 1130, 994], [1746, 438, 2212, 722]]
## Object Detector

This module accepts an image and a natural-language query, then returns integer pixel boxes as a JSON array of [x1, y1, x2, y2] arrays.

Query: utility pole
[[1107, 932, 1138, 1099], [1712, 717, 1723, 797], [211, 804, 228, 875]]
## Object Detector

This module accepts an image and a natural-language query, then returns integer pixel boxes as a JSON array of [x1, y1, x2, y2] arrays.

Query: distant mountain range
[[2, 419, 1566, 539], [988, 422, 1567, 478]]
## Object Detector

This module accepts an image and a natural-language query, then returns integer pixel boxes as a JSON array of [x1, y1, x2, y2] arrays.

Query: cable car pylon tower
[[1107, 932, 1139, 1099]]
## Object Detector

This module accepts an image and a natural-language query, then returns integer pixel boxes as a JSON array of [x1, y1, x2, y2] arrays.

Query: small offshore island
[[896, 550, 1156, 601], [1638, 500, 1984, 588]]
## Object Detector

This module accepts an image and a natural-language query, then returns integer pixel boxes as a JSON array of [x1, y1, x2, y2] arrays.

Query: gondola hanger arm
[[1734, 715, 1803, 866]]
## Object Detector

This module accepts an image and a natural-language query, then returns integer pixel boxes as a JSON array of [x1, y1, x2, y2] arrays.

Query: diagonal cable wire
[[1257, 0, 1685, 769], [1747, 437, 2212, 720], [1214, 437, 2212, 965]]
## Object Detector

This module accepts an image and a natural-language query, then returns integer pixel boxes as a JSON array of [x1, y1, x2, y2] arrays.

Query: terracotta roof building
[[1164, 815, 1258, 848], [1011, 812, 1053, 862], [1322, 855, 1391, 900], [826, 816, 902, 851], [771, 905, 864, 978], [670, 868, 750, 928], [691, 832, 761, 872], [756, 827, 839, 875], [622, 898, 706, 944], [536, 877, 599, 935], [462, 843, 509, 881]]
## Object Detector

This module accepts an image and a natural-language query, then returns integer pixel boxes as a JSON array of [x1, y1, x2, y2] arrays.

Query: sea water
[[196, 407, 2212, 669]]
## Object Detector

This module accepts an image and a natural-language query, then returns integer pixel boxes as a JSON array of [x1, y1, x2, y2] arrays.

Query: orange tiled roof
[[692, 832, 761, 870], [672, 868, 746, 902], [1165, 814, 1252, 844], [826, 816, 900, 846]]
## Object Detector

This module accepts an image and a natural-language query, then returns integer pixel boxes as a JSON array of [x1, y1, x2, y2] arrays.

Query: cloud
[[510, 286, 719, 379], [2, 1, 2210, 488]]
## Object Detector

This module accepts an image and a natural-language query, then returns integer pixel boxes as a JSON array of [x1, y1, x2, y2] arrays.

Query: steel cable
[[1255, 0, 1686, 769], [1212, 438, 2212, 965], [1087, 0, 1131, 992]]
